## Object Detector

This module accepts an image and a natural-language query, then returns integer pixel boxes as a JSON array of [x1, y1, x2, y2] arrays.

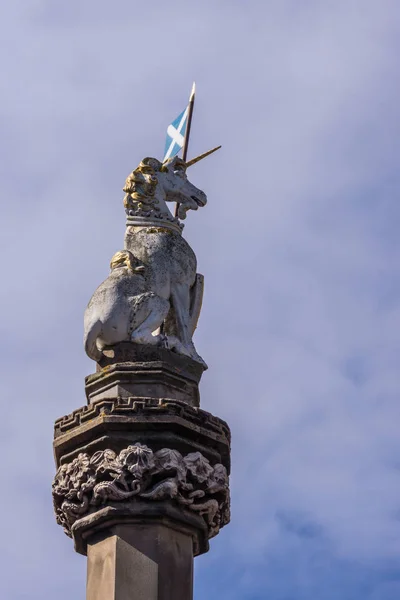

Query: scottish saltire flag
[[163, 106, 188, 161]]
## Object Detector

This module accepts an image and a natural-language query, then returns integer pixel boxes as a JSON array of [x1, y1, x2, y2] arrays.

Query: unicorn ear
[[141, 157, 163, 172], [162, 155, 178, 168], [175, 157, 187, 170]]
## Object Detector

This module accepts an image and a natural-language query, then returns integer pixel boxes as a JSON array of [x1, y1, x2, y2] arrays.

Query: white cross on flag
[[163, 106, 188, 162]]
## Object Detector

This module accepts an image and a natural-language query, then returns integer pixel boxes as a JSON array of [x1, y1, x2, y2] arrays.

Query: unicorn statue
[[84, 151, 214, 367]]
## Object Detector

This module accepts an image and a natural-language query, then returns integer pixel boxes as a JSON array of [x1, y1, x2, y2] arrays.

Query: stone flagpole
[[52, 144, 230, 598]]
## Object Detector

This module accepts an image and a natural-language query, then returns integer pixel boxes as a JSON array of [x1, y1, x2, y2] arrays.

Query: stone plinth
[[85, 343, 205, 408], [53, 344, 231, 600]]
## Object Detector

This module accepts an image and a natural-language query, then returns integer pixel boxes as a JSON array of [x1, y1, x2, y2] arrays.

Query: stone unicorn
[[84, 154, 209, 366], [123, 155, 207, 366]]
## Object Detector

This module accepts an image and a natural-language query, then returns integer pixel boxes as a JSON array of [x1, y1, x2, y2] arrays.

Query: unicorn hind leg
[[130, 293, 170, 346]]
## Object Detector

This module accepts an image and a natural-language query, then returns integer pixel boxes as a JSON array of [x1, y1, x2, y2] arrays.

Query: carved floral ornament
[[52, 443, 230, 540]]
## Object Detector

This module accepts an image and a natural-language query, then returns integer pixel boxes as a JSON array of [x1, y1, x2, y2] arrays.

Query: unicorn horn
[[185, 145, 221, 168]]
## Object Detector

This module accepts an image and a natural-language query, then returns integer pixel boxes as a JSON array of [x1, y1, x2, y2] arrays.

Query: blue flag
[[163, 106, 188, 162]]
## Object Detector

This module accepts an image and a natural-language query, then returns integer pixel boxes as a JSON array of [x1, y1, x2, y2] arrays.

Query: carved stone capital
[[53, 443, 230, 556]]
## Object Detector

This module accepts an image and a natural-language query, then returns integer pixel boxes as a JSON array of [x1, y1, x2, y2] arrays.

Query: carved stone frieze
[[54, 396, 230, 444], [53, 443, 230, 542]]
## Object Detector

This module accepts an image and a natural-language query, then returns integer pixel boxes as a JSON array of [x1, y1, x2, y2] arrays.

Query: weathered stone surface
[[96, 342, 206, 375], [73, 501, 208, 557], [84, 156, 208, 368], [53, 396, 230, 471], [53, 442, 230, 554], [85, 343, 205, 407], [84, 251, 169, 362], [87, 524, 194, 600], [53, 386, 231, 559]]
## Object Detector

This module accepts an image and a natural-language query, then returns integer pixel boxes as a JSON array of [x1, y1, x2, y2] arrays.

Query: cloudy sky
[[1, 1, 400, 598]]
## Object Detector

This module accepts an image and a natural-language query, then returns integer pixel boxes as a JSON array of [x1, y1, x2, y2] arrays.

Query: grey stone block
[[87, 535, 158, 600], [87, 524, 193, 600], [85, 343, 205, 408]]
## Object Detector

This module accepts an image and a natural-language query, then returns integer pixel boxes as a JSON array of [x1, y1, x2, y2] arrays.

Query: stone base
[[53, 347, 231, 600], [85, 343, 205, 408]]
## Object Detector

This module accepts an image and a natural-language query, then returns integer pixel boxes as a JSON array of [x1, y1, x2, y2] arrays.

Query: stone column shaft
[[87, 524, 193, 600]]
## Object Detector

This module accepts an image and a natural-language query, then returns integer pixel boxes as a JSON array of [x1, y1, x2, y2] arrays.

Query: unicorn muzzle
[[191, 193, 207, 207]]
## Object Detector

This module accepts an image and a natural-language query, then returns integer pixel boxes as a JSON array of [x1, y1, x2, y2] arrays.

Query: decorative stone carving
[[54, 396, 230, 444], [53, 444, 230, 541], [83, 155, 208, 367]]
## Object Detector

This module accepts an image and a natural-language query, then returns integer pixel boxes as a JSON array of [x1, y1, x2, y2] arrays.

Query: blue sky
[[1, 1, 400, 598]]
